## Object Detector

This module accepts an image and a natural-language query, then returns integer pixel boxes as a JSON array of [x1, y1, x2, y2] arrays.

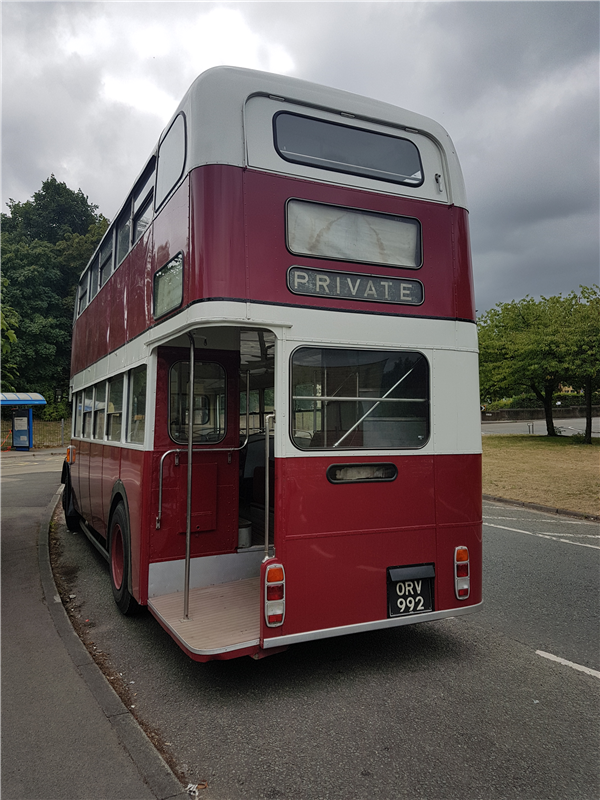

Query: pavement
[[1, 448, 189, 800]]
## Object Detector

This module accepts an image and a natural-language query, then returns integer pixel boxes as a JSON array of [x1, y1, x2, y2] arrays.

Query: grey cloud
[[2, 1, 598, 312]]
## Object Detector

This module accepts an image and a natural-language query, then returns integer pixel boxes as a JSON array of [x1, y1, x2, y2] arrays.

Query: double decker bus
[[62, 66, 482, 661]]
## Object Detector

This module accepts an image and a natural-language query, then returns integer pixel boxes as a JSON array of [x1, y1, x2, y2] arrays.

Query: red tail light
[[454, 547, 470, 600], [265, 564, 285, 626]]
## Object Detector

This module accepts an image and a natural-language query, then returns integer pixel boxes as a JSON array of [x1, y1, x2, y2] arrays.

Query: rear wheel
[[61, 470, 81, 533], [109, 502, 139, 615]]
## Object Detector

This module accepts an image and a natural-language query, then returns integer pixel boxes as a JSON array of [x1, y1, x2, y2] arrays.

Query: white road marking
[[483, 522, 600, 550], [536, 650, 600, 680]]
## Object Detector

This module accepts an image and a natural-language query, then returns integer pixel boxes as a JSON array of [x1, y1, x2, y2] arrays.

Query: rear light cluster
[[265, 564, 285, 626], [454, 546, 470, 600]]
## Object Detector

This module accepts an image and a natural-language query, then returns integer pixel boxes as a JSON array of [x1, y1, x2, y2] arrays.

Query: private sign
[[287, 266, 424, 306]]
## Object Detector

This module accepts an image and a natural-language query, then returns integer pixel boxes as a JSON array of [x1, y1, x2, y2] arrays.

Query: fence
[[1, 418, 71, 450]]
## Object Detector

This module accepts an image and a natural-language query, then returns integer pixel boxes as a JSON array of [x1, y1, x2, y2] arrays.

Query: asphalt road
[[51, 497, 600, 800]]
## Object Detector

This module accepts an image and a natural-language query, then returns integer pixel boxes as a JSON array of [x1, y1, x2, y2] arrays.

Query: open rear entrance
[[147, 326, 276, 658]]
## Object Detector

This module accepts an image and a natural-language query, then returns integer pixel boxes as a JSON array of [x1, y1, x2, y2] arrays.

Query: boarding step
[[148, 577, 260, 655]]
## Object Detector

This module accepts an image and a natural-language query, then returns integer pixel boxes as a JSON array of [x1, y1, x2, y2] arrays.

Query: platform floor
[[148, 577, 261, 653]]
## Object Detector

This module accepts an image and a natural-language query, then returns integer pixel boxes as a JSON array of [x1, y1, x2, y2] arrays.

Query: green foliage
[[1, 175, 100, 245], [0, 277, 20, 392], [478, 288, 600, 438], [1, 177, 107, 404]]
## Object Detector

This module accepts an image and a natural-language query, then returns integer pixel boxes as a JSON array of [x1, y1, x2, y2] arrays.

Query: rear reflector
[[454, 546, 470, 600]]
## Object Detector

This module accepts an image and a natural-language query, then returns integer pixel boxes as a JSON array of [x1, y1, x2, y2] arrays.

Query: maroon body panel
[[71, 166, 475, 375], [240, 168, 474, 321], [263, 453, 482, 640]]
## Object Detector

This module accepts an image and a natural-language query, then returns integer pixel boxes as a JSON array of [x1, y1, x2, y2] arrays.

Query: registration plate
[[387, 565, 434, 617]]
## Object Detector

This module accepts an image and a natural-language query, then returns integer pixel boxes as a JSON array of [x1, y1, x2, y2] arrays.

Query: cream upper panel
[[245, 95, 451, 205], [176, 67, 468, 210]]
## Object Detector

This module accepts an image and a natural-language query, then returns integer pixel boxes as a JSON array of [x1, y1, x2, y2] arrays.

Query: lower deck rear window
[[291, 347, 429, 450]]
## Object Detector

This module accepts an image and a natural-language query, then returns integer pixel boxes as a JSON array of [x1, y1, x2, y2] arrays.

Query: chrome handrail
[[264, 413, 275, 559], [184, 333, 195, 619]]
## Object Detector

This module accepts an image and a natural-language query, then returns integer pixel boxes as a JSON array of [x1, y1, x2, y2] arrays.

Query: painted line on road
[[536, 651, 600, 680], [483, 522, 600, 550]]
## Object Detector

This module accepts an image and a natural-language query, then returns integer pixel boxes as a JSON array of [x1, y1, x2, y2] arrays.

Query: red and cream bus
[[62, 66, 482, 661]]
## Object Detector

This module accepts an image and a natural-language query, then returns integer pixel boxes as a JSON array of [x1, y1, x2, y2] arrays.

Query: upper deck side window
[[76, 159, 155, 318], [155, 114, 187, 210], [133, 159, 155, 241], [99, 237, 114, 288], [274, 112, 424, 188]]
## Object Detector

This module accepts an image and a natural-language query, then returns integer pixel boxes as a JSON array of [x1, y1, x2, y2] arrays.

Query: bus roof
[[173, 66, 468, 209]]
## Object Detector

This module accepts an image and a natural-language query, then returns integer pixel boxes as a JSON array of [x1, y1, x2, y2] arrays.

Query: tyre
[[108, 502, 139, 615]]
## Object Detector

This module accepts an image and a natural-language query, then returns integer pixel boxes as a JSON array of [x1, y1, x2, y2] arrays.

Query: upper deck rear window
[[274, 112, 424, 187]]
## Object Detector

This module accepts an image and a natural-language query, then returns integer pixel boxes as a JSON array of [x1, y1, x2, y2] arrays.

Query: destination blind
[[287, 266, 423, 305]]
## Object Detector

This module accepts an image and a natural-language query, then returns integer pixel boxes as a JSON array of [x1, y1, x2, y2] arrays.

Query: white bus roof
[[170, 66, 468, 209]]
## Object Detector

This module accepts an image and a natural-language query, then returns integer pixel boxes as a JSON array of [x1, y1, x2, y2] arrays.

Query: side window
[[93, 382, 106, 439], [100, 236, 113, 288], [89, 257, 100, 301], [107, 375, 124, 442], [82, 387, 94, 438], [291, 347, 429, 449], [127, 366, 147, 444], [153, 253, 183, 318], [77, 276, 88, 316], [133, 160, 155, 243], [74, 392, 83, 437], [169, 361, 226, 444], [155, 114, 186, 209], [116, 204, 132, 267]]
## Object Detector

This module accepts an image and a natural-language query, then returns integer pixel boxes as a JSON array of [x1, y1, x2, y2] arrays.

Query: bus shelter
[[0, 393, 47, 451]]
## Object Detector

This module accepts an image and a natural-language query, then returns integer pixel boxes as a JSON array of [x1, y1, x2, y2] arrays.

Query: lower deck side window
[[291, 347, 429, 449], [127, 365, 147, 444]]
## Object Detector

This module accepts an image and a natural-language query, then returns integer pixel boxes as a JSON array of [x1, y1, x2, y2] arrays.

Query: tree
[[1, 277, 19, 393], [561, 286, 600, 444], [1, 178, 107, 409], [1, 175, 100, 245], [477, 292, 597, 437]]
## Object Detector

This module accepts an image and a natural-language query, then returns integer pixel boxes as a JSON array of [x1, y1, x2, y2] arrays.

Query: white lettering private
[[316, 275, 330, 293]]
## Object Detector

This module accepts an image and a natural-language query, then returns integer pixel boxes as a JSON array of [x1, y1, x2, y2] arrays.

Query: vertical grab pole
[[264, 413, 275, 558], [184, 333, 195, 620]]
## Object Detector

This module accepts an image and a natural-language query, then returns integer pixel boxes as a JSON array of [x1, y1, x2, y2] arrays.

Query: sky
[[2, 1, 599, 313]]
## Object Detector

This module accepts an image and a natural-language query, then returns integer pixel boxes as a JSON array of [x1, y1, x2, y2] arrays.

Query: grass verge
[[482, 435, 599, 517]]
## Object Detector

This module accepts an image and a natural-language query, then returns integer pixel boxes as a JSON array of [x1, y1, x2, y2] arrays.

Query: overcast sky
[[2, 1, 598, 312]]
